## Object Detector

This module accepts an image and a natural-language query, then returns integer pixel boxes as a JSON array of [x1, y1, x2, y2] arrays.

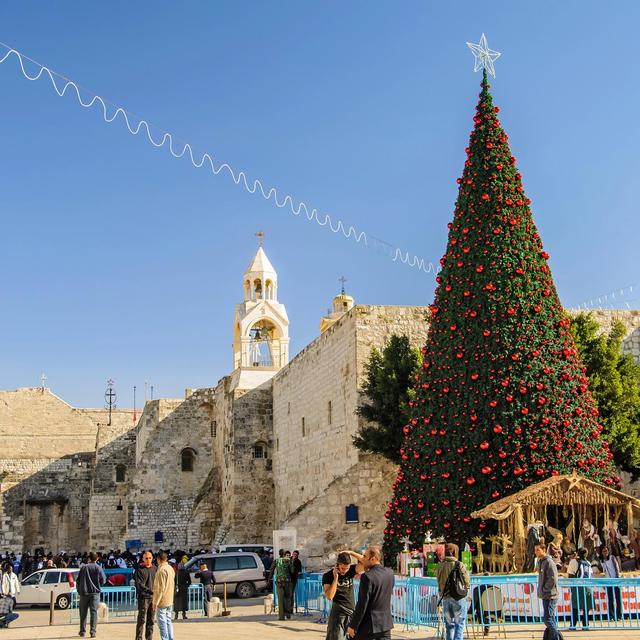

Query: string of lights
[[567, 283, 638, 311], [0, 41, 438, 275]]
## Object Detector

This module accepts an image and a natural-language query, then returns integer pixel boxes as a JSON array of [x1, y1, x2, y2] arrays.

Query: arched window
[[253, 279, 263, 299], [181, 448, 196, 472], [115, 464, 126, 483], [252, 442, 267, 459]]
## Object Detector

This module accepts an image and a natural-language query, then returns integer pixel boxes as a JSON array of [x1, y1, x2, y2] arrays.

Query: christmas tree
[[383, 71, 619, 558]]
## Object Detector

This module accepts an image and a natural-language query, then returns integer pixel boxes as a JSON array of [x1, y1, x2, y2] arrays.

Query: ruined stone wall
[[0, 454, 94, 553], [0, 389, 136, 552], [225, 383, 274, 542], [187, 377, 275, 547], [126, 390, 216, 549], [88, 411, 139, 551]]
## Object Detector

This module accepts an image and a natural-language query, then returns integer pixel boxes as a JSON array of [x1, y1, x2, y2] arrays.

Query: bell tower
[[232, 234, 290, 390]]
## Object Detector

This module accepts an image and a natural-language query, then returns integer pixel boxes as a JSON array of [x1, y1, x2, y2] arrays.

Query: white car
[[185, 552, 266, 598], [18, 568, 79, 609]]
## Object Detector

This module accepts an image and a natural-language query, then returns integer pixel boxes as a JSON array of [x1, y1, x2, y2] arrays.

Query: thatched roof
[[471, 472, 640, 521]]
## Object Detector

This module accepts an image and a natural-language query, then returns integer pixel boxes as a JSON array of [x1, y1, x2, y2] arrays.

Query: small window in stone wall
[[181, 448, 196, 472], [327, 401, 332, 425], [115, 464, 126, 483], [301, 416, 306, 437], [211, 420, 217, 438], [253, 443, 267, 459]]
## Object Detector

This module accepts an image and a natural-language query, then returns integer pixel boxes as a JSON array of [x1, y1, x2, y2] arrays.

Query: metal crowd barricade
[[69, 583, 205, 622], [290, 572, 640, 634]]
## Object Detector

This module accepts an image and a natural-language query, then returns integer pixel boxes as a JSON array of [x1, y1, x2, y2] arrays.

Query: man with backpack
[[268, 550, 295, 620], [436, 544, 470, 640]]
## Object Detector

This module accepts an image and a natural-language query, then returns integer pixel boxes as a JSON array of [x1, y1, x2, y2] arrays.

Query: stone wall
[[0, 389, 136, 552], [0, 454, 94, 553], [574, 309, 640, 361], [0, 388, 97, 457], [223, 382, 274, 542], [126, 391, 216, 549], [272, 305, 429, 531], [281, 454, 397, 570], [88, 410, 139, 551]]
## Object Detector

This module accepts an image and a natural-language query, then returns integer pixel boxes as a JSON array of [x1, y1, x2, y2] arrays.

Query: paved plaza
[[3, 601, 640, 640]]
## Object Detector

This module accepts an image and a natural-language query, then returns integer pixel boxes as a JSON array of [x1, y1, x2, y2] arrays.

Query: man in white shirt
[[0, 565, 20, 603]]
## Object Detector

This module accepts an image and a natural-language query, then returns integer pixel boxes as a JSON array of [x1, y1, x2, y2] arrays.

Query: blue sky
[[1, 1, 638, 408]]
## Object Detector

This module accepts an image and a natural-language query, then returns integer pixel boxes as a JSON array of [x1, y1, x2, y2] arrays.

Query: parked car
[[185, 552, 266, 598], [18, 568, 79, 609], [214, 544, 273, 557]]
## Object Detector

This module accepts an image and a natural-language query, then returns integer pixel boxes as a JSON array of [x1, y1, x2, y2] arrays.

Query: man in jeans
[[152, 551, 175, 640], [76, 551, 106, 638], [134, 551, 157, 640], [322, 550, 364, 640], [436, 544, 471, 640], [535, 541, 559, 640]]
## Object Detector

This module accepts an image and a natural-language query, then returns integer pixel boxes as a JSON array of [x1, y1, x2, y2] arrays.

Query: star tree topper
[[467, 33, 501, 78]]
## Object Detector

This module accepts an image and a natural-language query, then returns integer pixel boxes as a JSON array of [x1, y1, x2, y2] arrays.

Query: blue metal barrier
[[69, 584, 204, 622], [277, 572, 640, 633]]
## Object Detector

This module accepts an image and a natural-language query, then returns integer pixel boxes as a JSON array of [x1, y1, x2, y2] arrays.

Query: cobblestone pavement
[[3, 602, 640, 639]]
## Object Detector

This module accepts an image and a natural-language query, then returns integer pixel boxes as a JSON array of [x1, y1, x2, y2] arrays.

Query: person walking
[[0, 564, 20, 604], [322, 550, 364, 640], [347, 545, 394, 640], [76, 551, 106, 638], [269, 550, 295, 620], [174, 558, 192, 620], [436, 543, 471, 640], [291, 550, 303, 610], [134, 551, 157, 640], [152, 551, 175, 640], [194, 561, 216, 616], [535, 541, 559, 640], [598, 545, 622, 622]]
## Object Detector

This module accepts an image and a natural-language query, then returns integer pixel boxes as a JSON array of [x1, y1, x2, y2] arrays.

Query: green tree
[[353, 335, 421, 464], [384, 72, 618, 559], [570, 312, 640, 477]]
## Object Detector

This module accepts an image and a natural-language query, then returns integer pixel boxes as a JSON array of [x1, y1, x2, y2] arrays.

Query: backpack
[[577, 559, 592, 579], [274, 558, 291, 584], [444, 561, 468, 600]]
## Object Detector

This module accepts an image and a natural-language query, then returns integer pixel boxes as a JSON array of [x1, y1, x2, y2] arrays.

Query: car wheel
[[56, 594, 71, 610], [235, 581, 255, 599]]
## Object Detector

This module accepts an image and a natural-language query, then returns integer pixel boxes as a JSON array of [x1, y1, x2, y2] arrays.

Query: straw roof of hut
[[471, 471, 640, 521]]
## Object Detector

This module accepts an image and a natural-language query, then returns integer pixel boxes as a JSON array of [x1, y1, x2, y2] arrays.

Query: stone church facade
[[2, 245, 640, 568]]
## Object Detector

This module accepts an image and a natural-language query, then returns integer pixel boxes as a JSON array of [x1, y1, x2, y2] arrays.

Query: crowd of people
[[0, 535, 634, 639]]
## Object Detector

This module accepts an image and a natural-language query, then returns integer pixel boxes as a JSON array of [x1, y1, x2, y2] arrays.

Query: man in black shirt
[[195, 561, 216, 617], [322, 550, 364, 640], [134, 551, 157, 640]]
